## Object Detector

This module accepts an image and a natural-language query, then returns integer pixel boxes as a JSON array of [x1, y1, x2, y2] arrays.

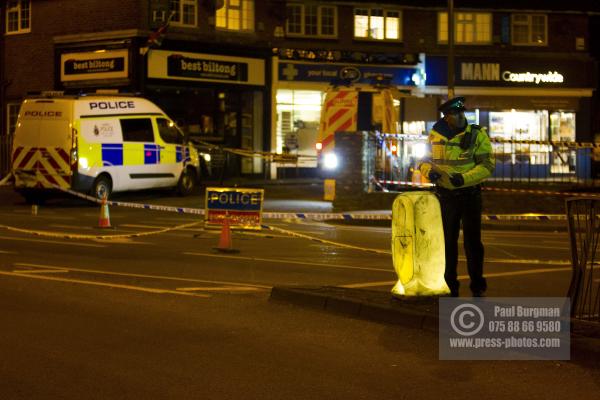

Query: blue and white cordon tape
[[50, 184, 567, 222]]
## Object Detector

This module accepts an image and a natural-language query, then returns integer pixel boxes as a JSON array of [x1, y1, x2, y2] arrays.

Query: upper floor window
[[438, 12, 491, 44], [216, 0, 254, 32], [5, 0, 30, 34], [512, 14, 547, 45], [169, 0, 197, 26], [354, 8, 401, 41], [286, 4, 337, 38]]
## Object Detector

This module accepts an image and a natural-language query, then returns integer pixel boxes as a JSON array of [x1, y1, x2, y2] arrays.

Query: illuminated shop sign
[[425, 56, 592, 88], [461, 63, 564, 84], [148, 50, 265, 86], [501, 70, 563, 84], [279, 61, 421, 86], [60, 50, 129, 82], [167, 54, 248, 82]]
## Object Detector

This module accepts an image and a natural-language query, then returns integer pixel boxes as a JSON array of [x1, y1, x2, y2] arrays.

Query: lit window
[[169, 0, 197, 26], [285, 3, 337, 37], [6, 0, 30, 34], [353, 8, 401, 41], [438, 12, 491, 44], [216, 0, 254, 32], [512, 14, 547, 45]]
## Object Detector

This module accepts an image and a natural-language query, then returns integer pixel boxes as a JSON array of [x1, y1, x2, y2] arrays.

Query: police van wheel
[[177, 168, 196, 196], [92, 175, 112, 199]]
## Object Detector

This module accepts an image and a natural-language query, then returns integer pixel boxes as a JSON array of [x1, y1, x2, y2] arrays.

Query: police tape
[[0, 221, 202, 240], [0, 172, 13, 186], [380, 134, 600, 149], [51, 184, 572, 222], [370, 178, 600, 198], [193, 139, 316, 162]]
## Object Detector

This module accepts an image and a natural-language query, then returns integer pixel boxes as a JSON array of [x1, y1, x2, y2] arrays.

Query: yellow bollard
[[31, 205, 38, 216], [324, 179, 335, 201]]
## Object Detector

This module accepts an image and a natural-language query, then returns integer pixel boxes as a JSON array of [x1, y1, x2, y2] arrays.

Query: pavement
[[269, 286, 600, 366]]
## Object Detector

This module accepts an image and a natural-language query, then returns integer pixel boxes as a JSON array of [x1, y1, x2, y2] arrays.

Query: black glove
[[450, 173, 464, 187], [428, 171, 442, 182]]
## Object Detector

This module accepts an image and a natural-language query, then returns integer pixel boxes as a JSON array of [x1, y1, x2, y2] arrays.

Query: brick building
[[1, 0, 599, 179]]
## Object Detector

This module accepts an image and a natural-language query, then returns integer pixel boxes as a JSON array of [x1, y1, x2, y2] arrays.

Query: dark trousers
[[436, 186, 487, 295]]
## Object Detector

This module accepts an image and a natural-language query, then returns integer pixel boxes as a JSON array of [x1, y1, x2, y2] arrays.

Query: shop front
[[146, 49, 267, 177], [273, 58, 425, 178], [424, 55, 595, 181]]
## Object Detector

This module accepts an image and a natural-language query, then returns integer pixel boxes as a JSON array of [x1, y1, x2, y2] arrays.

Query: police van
[[12, 93, 202, 200]]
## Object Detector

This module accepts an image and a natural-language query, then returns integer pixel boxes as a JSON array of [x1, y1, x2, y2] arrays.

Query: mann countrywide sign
[[425, 56, 593, 88], [148, 50, 265, 86]]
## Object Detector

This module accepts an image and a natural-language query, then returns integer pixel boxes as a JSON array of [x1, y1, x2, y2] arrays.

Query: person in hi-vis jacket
[[419, 97, 495, 297]]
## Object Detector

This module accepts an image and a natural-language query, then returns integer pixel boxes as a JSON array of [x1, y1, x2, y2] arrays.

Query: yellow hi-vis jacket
[[419, 123, 495, 190]]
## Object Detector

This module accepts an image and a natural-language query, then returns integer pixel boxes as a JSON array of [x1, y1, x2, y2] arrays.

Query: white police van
[[12, 93, 203, 200]]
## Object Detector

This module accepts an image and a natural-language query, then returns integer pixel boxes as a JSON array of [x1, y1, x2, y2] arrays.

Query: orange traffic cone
[[97, 195, 112, 229], [213, 217, 238, 253]]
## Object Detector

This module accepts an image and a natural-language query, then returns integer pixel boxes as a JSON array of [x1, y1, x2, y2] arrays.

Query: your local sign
[[279, 61, 421, 86]]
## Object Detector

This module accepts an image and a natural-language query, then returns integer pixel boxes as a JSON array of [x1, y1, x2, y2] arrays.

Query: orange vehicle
[[316, 85, 399, 172]]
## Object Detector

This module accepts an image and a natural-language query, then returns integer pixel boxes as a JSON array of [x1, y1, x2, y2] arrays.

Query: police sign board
[[205, 187, 264, 230]]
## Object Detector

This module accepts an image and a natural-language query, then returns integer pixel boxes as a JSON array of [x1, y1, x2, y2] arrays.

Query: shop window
[[286, 3, 337, 37], [169, 0, 197, 26], [550, 112, 576, 174], [6, 103, 21, 136], [489, 110, 550, 167], [216, 0, 254, 32], [438, 12, 491, 44], [121, 118, 154, 142], [157, 118, 185, 144], [6, 0, 30, 34], [354, 8, 401, 41], [511, 14, 547, 46], [276, 90, 322, 167]]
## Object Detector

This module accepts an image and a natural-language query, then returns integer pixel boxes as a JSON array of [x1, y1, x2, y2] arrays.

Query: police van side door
[[155, 117, 186, 186], [120, 117, 164, 189]]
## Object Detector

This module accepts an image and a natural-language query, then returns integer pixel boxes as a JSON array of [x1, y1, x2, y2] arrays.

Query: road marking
[[176, 286, 264, 292], [13, 268, 68, 274], [120, 223, 172, 229], [485, 241, 569, 250], [340, 267, 573, 289], [0, 270, 210, 298], [50, 224, 94, 230], [0, 249, 16, 254], [473, 257, 571, 265], [0, 235, 106, 247], [13, 263, 271, 289], [183, 252, 393, 273], [341, 280, 397, 288]]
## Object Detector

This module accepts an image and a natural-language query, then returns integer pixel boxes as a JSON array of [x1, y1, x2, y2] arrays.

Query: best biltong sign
[[167, 54, 248, 82]]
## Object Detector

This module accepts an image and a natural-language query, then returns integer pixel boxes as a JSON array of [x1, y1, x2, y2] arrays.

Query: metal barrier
[[566, 198, 600, 322], [369, 134, 598, 190]]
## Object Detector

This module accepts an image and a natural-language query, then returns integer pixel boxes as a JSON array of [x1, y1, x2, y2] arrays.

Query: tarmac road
[[0, 183, 598, 399]]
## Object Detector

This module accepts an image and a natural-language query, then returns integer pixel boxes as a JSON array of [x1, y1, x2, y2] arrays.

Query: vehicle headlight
[[79, 157, 89, 169], [323, 153, 338, 170], [203, 153, 211, 162]]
